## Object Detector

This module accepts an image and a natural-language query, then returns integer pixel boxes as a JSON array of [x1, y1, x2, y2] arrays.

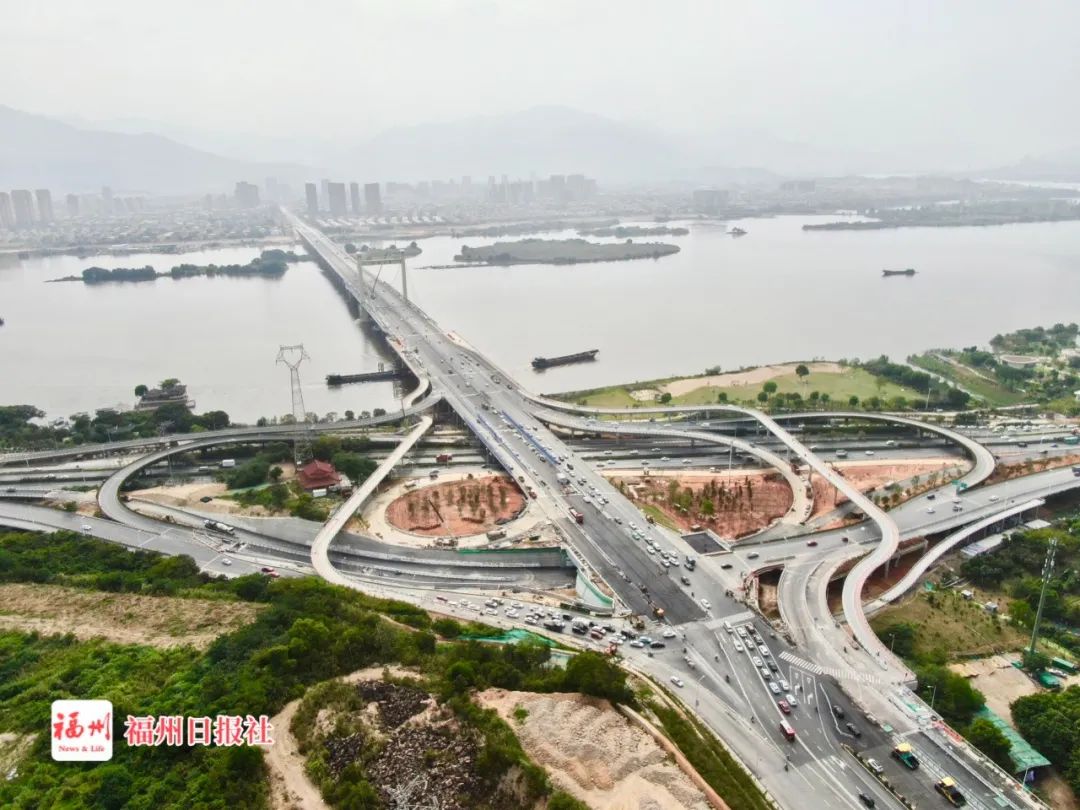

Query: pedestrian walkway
[[780, 650, 885, 685]]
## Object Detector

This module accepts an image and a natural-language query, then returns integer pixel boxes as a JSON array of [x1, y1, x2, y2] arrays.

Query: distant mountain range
[[0, 105, 308, 194], [4, 103, 1077, 194]]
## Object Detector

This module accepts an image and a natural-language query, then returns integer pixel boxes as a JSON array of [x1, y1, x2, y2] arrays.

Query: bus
[[569, 508, 584, 524], [779, 720, 796, 742], [1052, 657, 1078, 674]]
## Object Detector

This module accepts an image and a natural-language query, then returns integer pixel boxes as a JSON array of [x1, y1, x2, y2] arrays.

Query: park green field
[[557, 365, 923, 409]]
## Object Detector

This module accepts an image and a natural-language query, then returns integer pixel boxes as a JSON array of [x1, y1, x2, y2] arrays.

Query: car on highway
[[989, 494, 999, 501], [484, 608, 497, 616], [747, 552, 759, 559], [866, 758, 884, 775], [864, 450, 875, 456], [670, 676, 684, 688], [733, 640, 744, 651], [807, 540, 818, 547], [927, 493, 936, 500], [926, 507, 935, 513], [758, 644, 770, 656], [221, 558, 232, 566], [629, 640, 644, 648], [857, 792, 875, 808], [767, 660, 779, 672], [777, 700, 791, 714], [752, 656, 763, 668], [778, 679, 790, 691], [649, 641, 666, 649], [662, 629, 677, 639], [700, 598, 711, 609], [845, 722, 862, 738], [737, 626, 748, 638], [721, 562, 733, 569], [832, 705, 844, 718], [80, 524, 93, 533], [785, 692, 798, 706], [768, 681, 781, 695]]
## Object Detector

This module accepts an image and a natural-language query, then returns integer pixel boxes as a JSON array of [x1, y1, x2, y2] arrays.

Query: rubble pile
[[368, 724, 482, 810], [357, 679, 430, 729], [324, 732, 366, 778]]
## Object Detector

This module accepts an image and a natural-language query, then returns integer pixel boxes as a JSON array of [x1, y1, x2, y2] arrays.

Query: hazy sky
[[3, 0, 1078, 164]]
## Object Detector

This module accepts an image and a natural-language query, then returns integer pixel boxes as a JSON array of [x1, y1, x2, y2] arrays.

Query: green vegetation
[[560, 365, 922, 411], [73, 250, 307, 284], [645, 697, 772, 810], [961, 522, 1080, 656], [908, 353, 1029, 407], [991, 323, 1079, 356], [0, 397, 230, 452], [872, 590, 1025, 666], [965, 717, 1014, 770], [858, 356, 971, 409], [1, 530, 717, 810], [1012, 688, 1080, 796]]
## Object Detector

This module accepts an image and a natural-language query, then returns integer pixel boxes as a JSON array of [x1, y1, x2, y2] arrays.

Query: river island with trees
[[47, 249, 309, 283], [453, 238, 680, 265]]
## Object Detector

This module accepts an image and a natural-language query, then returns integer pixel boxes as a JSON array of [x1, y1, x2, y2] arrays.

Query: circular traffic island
[[385, 475, 525, 538]]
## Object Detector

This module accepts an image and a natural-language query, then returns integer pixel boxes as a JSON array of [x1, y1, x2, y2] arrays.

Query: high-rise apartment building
[[364, 182, 382, 214], [349, 182, 361, 214], [0, 193, 14, 229], [327, 182, 347, 216], [305, 183, 319, 216], [65, 193, 79, 218], [234, 181, 261, 208], [11, 190, 35, 227], [34, 189, 54, 222]]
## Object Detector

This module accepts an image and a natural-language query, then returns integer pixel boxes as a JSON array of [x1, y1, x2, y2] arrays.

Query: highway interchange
[[1, 212, 1074, 809]]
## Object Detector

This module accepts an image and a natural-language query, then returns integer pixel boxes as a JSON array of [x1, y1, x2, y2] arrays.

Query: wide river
[[2, 213, 1079, 422]]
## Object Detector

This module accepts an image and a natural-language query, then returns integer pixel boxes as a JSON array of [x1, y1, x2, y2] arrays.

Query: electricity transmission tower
[[1028, 536, 1058, 656], [385, 774, 441, 810], [277, 344, 312, 463]]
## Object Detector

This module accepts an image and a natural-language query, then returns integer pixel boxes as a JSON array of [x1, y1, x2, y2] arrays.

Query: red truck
[[569, 508, 584, 524], [435, 453, 453, 463]]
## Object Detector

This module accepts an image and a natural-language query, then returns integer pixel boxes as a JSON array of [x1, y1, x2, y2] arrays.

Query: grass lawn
[[639, 504, 680, 531], [871, 588, 1028, 661], [679, 367, 923, 405], [909, 354, 1029, 406], [558, 366, 923, 408]]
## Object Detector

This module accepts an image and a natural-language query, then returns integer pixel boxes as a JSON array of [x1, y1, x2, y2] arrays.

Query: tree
[[372, 408, 387, 417], [795, 364, 810, 382], [878, 622, 917, 659], [763, 381, 778, 394], [757, 391, 769, 404], [134, 384, 148, 397], [848, 395, 860, 408], [717, 392, 728, 403], [966, 718, 1013, 770], [1021, 649, 1050, 673], [344, 410, 355, 421], [658, 392, 672, 404], [269, 466, 283, 482], [564, 652, 633, 703]]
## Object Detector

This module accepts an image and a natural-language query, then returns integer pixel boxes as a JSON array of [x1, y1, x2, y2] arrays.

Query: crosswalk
[[780, 650, 885, 685], [710, 610, 754, 628]]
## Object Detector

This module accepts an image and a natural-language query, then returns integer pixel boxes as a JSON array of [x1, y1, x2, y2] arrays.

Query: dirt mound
[[385, 475, 525, 537], [0, 583, 261, 649], [478, 688, 710, 810]]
